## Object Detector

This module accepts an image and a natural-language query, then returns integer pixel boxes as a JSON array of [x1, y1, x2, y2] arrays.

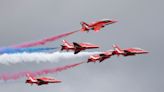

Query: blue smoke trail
[[0, 47, 57, 54]]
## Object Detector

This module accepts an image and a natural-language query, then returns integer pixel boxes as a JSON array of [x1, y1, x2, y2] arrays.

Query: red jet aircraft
[[80, 19, 117, 32], [112, 44, 149, 56], [25, 74, 62, 86], [61, 40, 99, 54], [87, 50, 113, 63]]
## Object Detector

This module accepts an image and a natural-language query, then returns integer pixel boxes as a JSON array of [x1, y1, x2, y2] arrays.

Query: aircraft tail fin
[[80, 21, 89, 26], [80, 21, 90, 32], [26, 73, 36, 82], [112, 44, 124, 54], [62, 40, 72, 48]]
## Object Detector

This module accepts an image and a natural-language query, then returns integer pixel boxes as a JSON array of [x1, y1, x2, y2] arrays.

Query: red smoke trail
[[12, 30, 79, 48], [0, 61, 84, 81]]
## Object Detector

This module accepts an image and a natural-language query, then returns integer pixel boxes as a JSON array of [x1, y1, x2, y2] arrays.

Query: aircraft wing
[[37, 79, 46, 83], [98, 54, 106, 62], [73, 42, 83, 54], [99, 58, 106, 62], [74, 49, 81, 54], [99, 52, 112, 62], [99, 53, 106, 57], [73, 42, 82, 48], [92, 21, 107, 32], [93, 25, 102, 32]]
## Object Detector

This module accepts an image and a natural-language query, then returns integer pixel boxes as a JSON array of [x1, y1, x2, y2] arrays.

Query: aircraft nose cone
[[111, 20, 118, 23], [144, 51, 149, 53], [95, 45, 100, 48], [58, 80, 62, 83]]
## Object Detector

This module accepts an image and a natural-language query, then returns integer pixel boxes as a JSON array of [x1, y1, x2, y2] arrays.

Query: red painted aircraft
[[61, 40, 99, 54], [87, 50, 113, 63], [80, 19, 117, 32], [112, 44, 149, 56], [25, 73, 62, 86]]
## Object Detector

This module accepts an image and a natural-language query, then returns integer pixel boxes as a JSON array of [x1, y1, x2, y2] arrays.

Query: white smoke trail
[[0, 51, 101, 65]]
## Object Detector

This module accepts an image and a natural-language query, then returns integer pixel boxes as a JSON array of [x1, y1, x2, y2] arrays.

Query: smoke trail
[[0, 47, 57, 54], [0, 52, 101, 65], [12, 30, 79, 48], [0, 61, 84, 81]]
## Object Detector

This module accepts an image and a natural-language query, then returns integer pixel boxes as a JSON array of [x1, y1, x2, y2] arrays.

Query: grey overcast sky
[[0, 0, 163, 92]]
